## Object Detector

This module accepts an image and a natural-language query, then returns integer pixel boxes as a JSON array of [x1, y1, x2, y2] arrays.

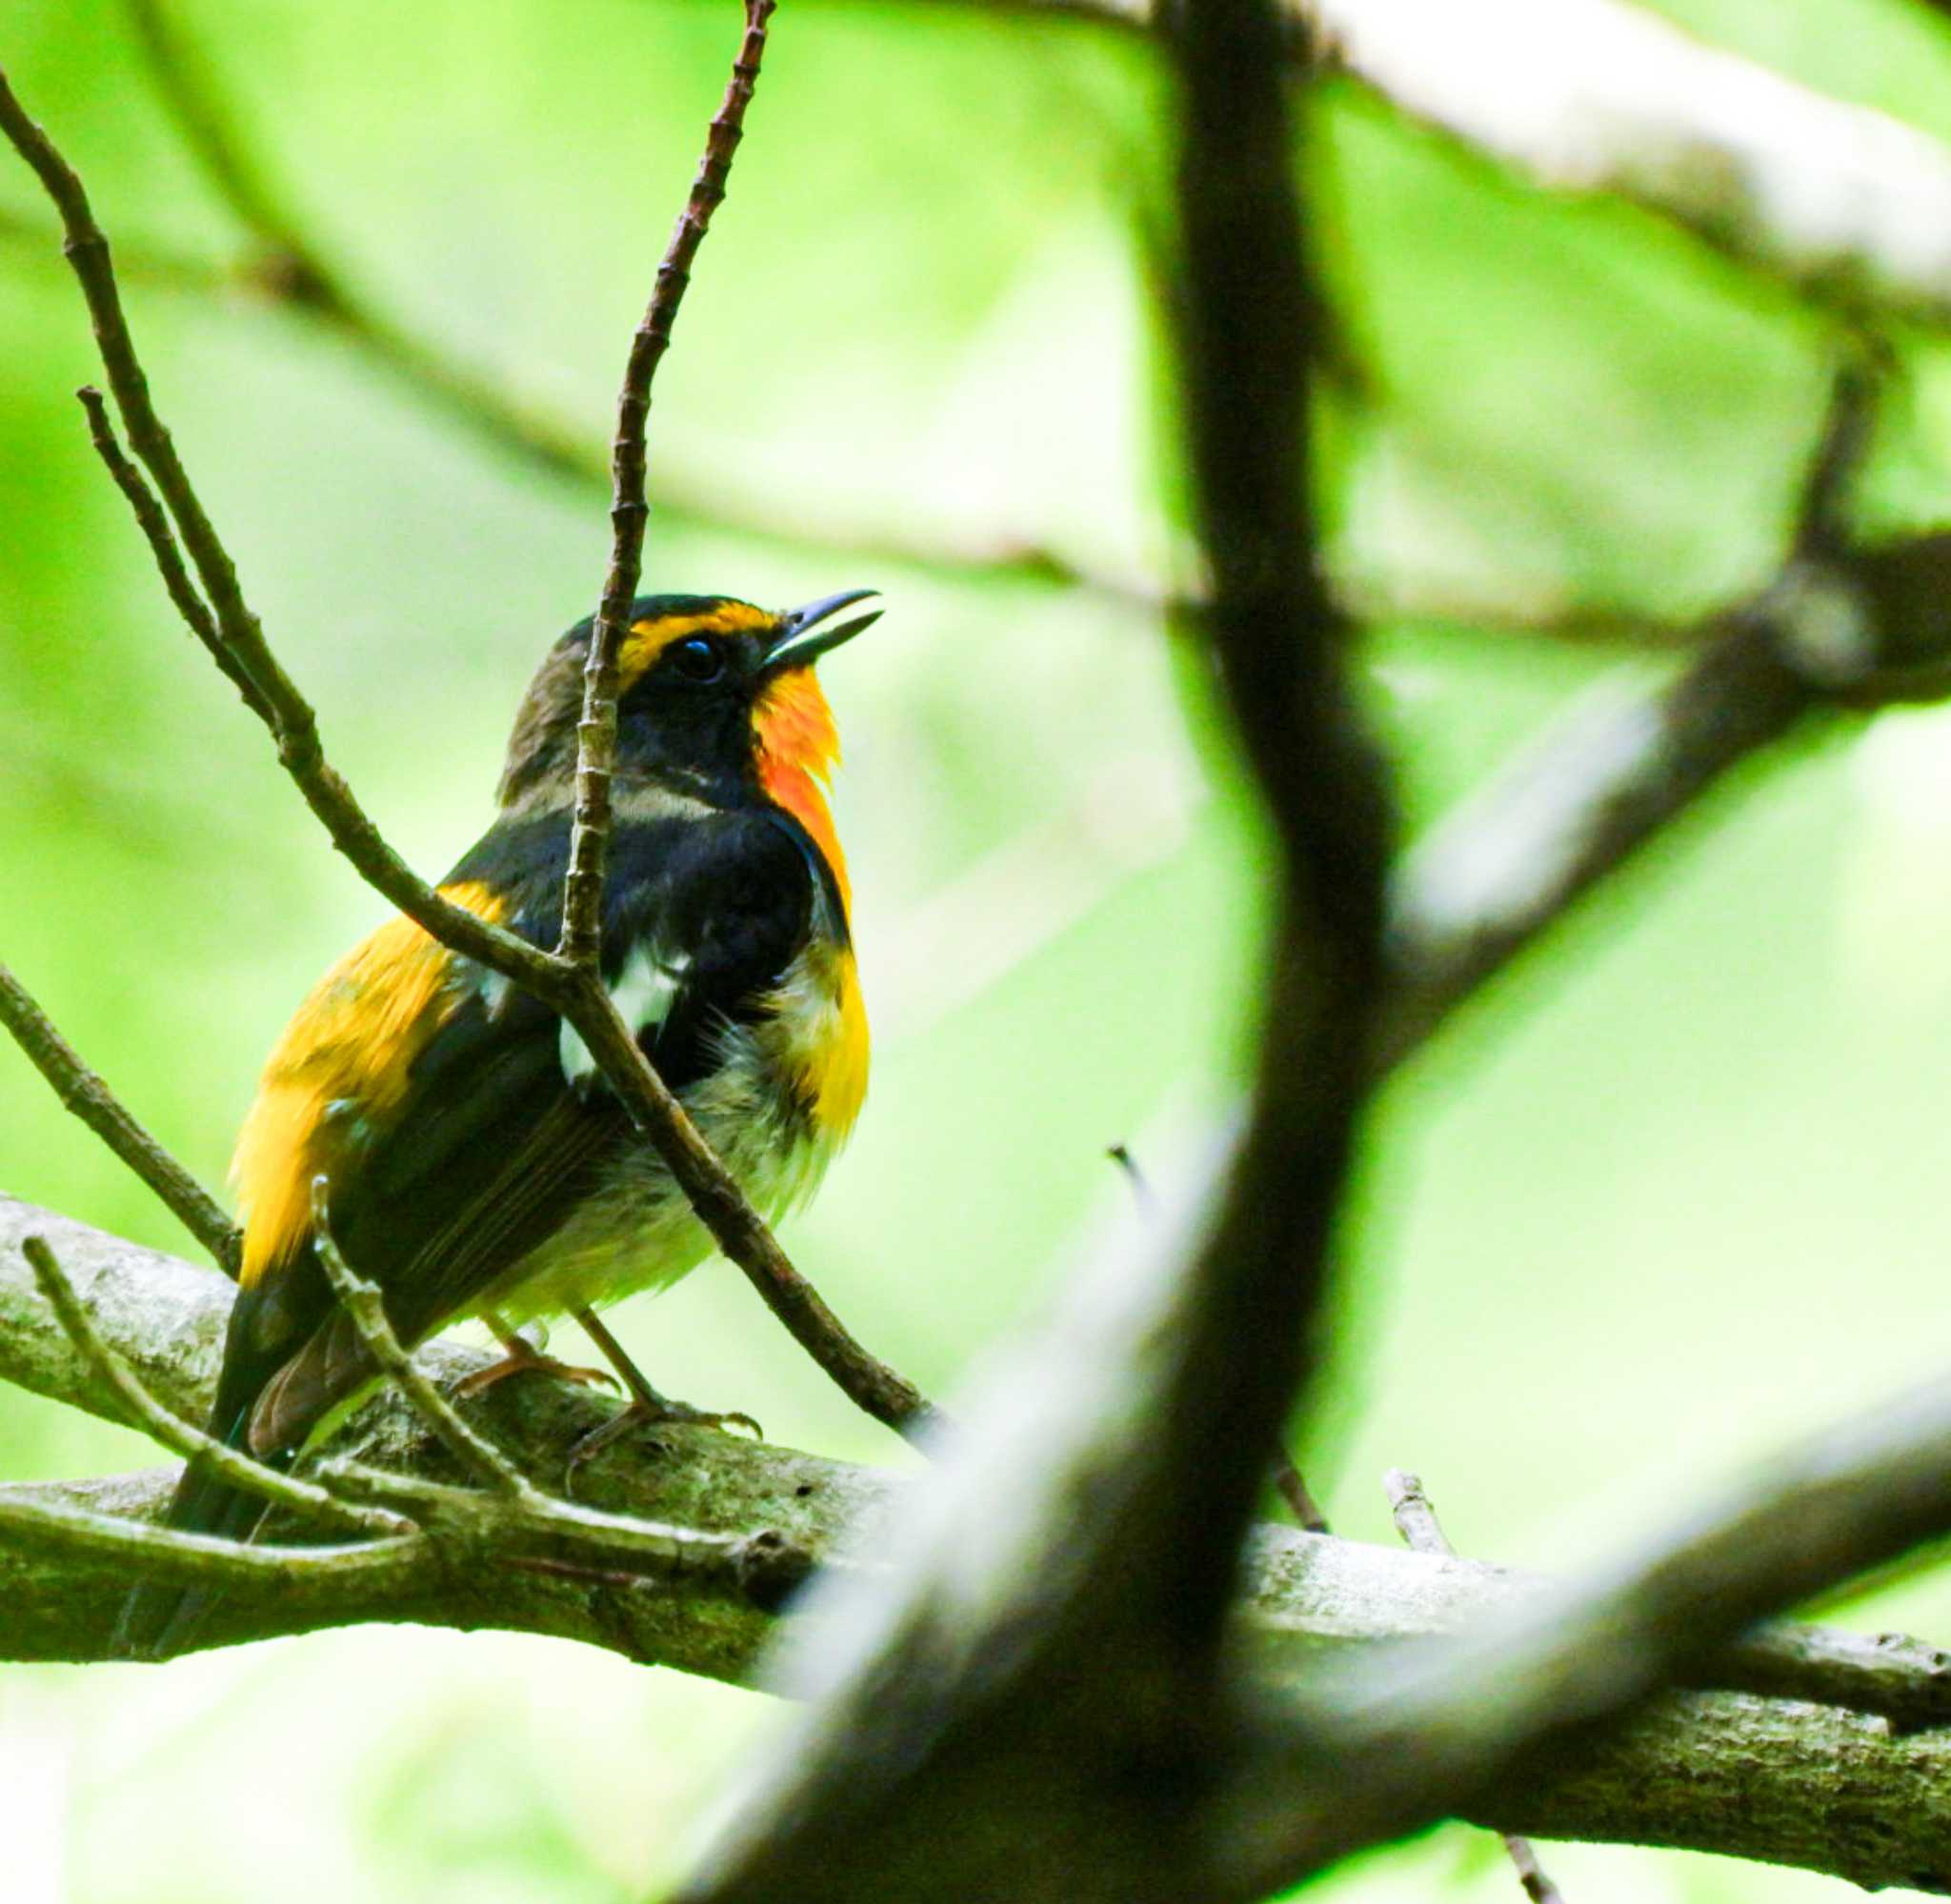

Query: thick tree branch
[[9, 1204, 1951, 1890], [1223, 1368, 1951, 1896]]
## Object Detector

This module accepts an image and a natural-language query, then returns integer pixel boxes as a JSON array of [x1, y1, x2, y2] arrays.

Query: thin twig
[[308, 1175, 529, 1498], [74, 384, 272, 722], [0, 61, 548, 987], [0, 1484, 420, 1587], [1272, 1449, 1330, 1533], [560, 0, 776, 966], [23, 1233, 405, 1537], [310, 1454, 808, 1603], [0, 961, 238, 1269], [1385, 1469, 1567, 1904], [0, 60, 940, 1446]]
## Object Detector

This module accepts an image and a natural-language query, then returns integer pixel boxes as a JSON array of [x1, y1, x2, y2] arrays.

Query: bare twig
[[1385, 1469, 1565, 1904], [0, 62, 550, 988], [1272, 1449, 1330, 1533], [0, 961, 237, 1269], [560, 0, 775, 965], [0, 1484, 420, 1589], [304, 1176, 811, 1598], [308, 1176, 528, 1498], [74, 384, 272, 722], [23, 1233, 403, 1537], [0, 59, 938, 1445]]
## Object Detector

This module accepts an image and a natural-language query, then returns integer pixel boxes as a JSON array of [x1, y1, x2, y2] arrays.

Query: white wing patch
[[559, 942, 690, 1090]]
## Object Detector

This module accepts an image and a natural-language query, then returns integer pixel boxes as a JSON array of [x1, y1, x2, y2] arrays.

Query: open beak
[[765, 588, 882, 673]]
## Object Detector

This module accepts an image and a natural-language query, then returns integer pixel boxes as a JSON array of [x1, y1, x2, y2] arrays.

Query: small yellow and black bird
[[120, 589, 878, 1656]]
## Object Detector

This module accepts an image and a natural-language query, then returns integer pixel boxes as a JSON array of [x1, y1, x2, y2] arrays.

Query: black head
[[496, 591, 879, 810]]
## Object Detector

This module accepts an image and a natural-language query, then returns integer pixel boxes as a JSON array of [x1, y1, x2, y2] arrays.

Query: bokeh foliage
[[4, 1, 1951, 1899]]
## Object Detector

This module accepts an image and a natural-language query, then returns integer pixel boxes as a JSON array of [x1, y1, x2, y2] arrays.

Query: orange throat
[[754, 669, 851, 912]]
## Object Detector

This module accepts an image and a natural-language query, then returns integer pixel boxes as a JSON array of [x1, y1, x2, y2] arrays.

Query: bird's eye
[[671, 635, 724, 682]]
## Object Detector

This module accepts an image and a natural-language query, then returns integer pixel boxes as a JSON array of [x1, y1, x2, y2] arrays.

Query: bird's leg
[[562, 1304, 761, 1486], [450, 1313, 621, 1400]]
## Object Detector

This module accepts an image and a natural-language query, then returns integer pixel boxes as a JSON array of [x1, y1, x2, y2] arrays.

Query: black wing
[[245, 805, 817, 1452]]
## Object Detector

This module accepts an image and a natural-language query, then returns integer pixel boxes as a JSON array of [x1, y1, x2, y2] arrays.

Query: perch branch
[[24, 1233, 400, 1536], [0, 960, 237, 1269], [308, 1177, 529, 1498], [10, 1208, 1951, 1891]]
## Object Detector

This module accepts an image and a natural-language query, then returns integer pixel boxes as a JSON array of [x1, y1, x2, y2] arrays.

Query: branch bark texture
[[8, 1202, 1951, 1891]]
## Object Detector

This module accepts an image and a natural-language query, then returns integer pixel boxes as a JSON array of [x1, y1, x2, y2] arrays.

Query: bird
[[117, 587, 879, 1658]]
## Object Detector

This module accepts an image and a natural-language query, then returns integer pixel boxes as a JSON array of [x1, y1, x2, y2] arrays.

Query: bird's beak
[[764, 589, 882, 673]]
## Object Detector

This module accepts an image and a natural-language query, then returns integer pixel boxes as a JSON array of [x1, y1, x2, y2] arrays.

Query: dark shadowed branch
[[672, 0, 1397, 1894]]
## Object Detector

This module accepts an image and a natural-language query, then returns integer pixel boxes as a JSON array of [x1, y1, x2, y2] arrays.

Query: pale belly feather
[[470, 945, 852, 1323]]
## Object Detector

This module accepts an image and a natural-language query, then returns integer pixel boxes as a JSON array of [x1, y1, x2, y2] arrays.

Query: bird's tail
[[113, 1442, 279, 1661], [113, 1321, 295, 1661]]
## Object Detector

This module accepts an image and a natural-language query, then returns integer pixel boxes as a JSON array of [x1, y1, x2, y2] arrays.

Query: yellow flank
[[231, 882, 508, 1286], [814, 948, 871, 1135], [617, 603, 774, 691]]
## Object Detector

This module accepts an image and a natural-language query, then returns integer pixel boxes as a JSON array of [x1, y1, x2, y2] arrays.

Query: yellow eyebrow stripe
[[618, 603, 774, 689]]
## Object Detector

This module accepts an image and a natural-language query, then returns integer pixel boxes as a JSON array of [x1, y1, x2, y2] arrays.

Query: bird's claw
[[452, 1350, 621, 1401], [561, 1396, 765, 1493]]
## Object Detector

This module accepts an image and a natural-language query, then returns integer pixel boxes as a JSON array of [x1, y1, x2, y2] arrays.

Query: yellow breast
[[764, 939, 869, 1138]]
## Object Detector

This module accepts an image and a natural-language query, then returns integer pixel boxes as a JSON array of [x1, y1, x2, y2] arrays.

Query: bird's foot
[[453, 1344, 621, 1401], [563, 1394, 763, 1493]]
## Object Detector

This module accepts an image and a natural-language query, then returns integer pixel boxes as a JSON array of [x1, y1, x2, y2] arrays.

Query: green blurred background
[[5, 0, 1951, 1897]]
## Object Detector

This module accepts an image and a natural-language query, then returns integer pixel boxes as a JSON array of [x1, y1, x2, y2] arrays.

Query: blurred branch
[[1385, 1470, 1565, 1904], [1228, 1367, 1951, 1895], [883, 0, 1951, 332], [0, 58, 938, 1445], [9, 1200, 1951, 1892], [0, 960, 238, 1270], [1375, 353, 1951, 1071], [675, 0, 1397, 1894], [1377, 613, 1814, 1068]]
